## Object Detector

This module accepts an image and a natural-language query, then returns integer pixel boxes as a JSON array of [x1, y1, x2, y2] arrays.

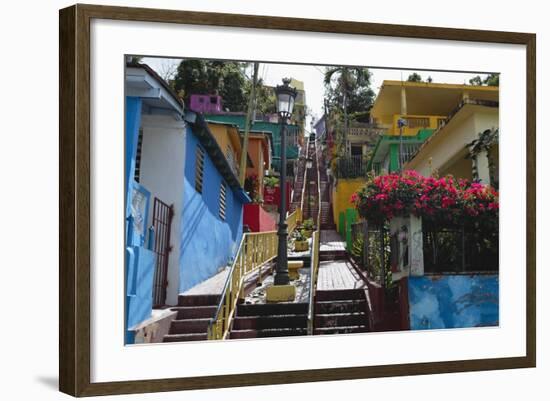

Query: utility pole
[[239, 62, 259, 187]]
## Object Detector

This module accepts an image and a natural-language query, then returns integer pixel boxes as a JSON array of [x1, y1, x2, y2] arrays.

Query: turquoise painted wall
[[125, 96, 157, 344], [179, 126, 245, 293], [408, 275, 499, 330]]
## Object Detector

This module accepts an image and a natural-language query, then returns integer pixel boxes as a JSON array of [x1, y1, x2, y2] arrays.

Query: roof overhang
[[405, 102, 499, 170], [371, 80, 499, 120], [125, 64, 184, 116], [185, 111, 250, 201]]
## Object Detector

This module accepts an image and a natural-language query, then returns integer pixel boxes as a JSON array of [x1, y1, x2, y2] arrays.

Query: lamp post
[[397, 117, 407, 172], [274, 78, 297, 286]]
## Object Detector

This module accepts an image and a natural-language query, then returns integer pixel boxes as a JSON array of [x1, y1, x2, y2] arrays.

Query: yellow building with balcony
[[368, 80, 499, 174]]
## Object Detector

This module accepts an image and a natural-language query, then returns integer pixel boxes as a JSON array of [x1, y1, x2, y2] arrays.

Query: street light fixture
[[274, 78, 297, 286]]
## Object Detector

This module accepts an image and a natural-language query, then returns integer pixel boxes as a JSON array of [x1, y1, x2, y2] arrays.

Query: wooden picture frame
[[59, 3, 536, 397]]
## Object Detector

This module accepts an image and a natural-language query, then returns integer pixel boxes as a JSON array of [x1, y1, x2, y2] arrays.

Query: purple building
[[189, 94, 223, 113]]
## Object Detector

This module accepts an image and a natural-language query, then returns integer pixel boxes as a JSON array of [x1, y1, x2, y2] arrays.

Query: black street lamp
[[274, 78, 297, 286]]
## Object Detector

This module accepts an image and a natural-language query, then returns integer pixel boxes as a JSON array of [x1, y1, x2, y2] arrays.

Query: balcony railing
[[335, 155, 369, 179], [347, 125, 386, 139], [391, 114, 446, 136]]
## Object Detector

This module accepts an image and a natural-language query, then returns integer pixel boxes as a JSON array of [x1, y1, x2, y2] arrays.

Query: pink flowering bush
[[351, 171, 499, 228]]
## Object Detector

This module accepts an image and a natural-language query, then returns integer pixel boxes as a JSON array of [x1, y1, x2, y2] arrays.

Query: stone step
[[315, 289, 365, 302], [178, 294, 220, 307], [163, 333, 208, 342], [236, 302, 308, 317], [171, 305, 217, 319], [230, 327, 308, 339], [314, 325, 368, 335], [232, 314, 308, 330], [319, 250, 348, 261], [169, 318, 211, 334], [315, 312, 367, 328], [315, 299, 367, 314]]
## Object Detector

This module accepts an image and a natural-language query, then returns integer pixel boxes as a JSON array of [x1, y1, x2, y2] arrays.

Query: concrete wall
[[139, 114, 186, 306], [332, 178, 365, 232], [179, 127, 244, 293], [408, 275, 499, 329]]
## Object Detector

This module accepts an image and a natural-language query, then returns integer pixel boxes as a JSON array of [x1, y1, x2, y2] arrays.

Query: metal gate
[[152, 198, 173, 307]]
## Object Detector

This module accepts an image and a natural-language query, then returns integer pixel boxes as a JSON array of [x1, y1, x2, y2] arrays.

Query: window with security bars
[[219, 182, 227, 220], [134, 128, 143, 182], [195, 147, 205, 193]]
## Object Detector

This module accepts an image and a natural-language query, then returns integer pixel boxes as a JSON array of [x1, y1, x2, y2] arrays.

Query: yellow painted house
[[369, 80, 499, 175], [332, 80, 499, 234]]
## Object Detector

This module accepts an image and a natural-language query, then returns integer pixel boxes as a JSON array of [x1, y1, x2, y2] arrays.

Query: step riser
[[315, 314, 367, 328], [173, 307, 217, 319], [233, 315, 308, 330], [163, 334, 207, 342], [230, 329, 308, 339], [319, 252, 348, 261], [314, 327, 368, 335], [169, 319, 210, 334], [178, 294, 220, 307], [237, 303, 308, 317], [315, 301, 366, 314], [316, 290, 365, 302]]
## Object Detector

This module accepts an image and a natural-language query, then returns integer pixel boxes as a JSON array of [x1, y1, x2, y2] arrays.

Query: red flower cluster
[[352, 171, 499, 227]]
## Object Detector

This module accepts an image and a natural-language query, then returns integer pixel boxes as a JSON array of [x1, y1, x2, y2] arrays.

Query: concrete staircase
[[163, 294, 219, 342], [290, 144, 307, 213], [314, 289, 370, 335], [229, 302, 309, 339]]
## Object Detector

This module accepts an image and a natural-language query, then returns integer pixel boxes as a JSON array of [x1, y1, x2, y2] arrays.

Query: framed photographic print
[[59, 3, 536, 397]]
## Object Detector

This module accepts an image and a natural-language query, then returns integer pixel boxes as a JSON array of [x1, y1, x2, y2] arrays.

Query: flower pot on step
[[294, 240, 309, 252]]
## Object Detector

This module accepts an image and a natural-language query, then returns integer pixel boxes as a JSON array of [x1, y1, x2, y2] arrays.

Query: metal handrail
[[299, 139, 310, 217], [207, 209, 301, 340], [307, 138, 323, 334]]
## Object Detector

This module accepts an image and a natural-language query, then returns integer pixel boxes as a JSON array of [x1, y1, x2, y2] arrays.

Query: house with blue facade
[[124, 63, 249, 344]]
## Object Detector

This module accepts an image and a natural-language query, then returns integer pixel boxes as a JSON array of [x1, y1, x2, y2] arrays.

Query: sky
[[142, 57, 490, 132]]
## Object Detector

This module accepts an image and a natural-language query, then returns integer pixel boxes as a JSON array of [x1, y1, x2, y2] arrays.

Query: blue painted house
[[124, 63, 249, 343]]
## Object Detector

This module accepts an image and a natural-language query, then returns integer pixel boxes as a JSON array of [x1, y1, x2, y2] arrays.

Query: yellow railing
[[207, 208, 301, 340], [287, 207, 301, 234], [307, 229, 321, 334]]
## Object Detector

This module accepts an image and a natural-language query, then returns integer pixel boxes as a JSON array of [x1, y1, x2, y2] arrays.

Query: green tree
[[407, 72, 423, 82], [324, 67, 375, 147], [172, 60, 276, 113], [469, 73, 499, 87], [250, 78, 277, 115], [172, 60, 248, 111]]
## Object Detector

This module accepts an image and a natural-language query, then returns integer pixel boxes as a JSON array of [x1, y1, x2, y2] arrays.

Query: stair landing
[[317, 260, 367, 291]]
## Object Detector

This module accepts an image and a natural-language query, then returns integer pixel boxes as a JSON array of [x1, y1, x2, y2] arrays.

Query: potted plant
[[302, 218, 315, 238], [293, 229, 309, 252]]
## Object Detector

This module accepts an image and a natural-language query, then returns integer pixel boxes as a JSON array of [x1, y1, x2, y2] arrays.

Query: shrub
[[352, 171, 498, 230]]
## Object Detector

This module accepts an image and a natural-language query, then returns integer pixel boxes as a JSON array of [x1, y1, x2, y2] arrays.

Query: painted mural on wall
[[408, 275, 499, 330]]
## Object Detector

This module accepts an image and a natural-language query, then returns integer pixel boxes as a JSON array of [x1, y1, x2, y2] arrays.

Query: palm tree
[[324, 67, 371, 153]]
